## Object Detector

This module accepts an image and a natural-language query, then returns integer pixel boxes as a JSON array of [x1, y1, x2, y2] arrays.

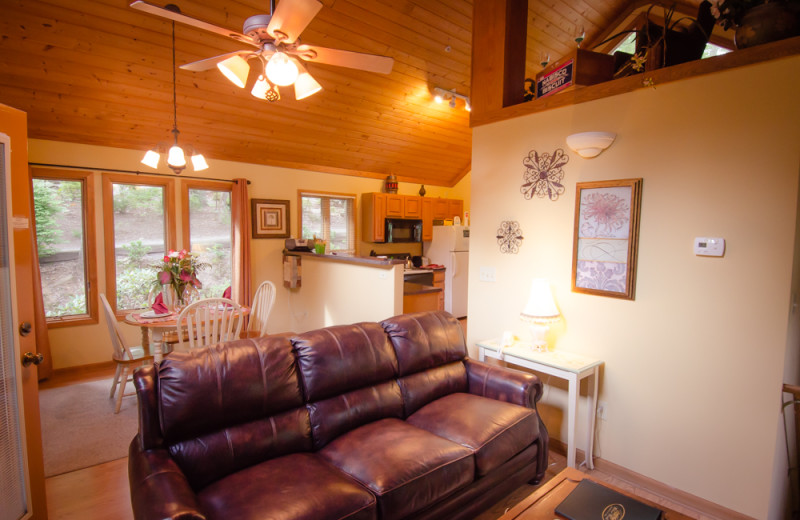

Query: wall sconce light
[[566, 132, 616, 158], [519, 278, 560, 352], [433, 87, 471, 112]]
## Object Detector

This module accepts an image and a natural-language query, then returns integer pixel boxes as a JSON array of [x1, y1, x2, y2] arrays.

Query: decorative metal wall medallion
[[497, 221, 524, 254], [521, 148, 569, 201]]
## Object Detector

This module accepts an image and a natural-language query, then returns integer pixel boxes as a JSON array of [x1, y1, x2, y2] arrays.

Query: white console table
[[476, 339, 603, 470]]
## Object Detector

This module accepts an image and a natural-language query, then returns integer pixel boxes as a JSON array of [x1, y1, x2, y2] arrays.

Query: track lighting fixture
[[432, 87, 471, 112]]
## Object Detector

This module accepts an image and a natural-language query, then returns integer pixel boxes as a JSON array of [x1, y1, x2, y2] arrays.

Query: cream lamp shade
[[266, 52, 299, 86], [566, 131, 616, 158], [217, 55, 250, 88], [294, 62, 322, 100], [520, 278, 560, 351]]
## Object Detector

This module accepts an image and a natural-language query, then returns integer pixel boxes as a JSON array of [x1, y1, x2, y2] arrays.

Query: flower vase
[[161, 284, 179, 312]]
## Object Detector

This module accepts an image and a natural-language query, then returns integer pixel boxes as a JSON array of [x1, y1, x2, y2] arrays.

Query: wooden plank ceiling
[[0, 0, 703, 186]]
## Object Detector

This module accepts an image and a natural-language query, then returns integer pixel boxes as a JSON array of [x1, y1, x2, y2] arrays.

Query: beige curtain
[[231, 178, 252, 308], [28, 175, 53, 380]]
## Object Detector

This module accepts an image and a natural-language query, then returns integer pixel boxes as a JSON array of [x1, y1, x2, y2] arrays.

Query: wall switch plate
[[694, 237, 725, 257], [479, 266, 496, 282]]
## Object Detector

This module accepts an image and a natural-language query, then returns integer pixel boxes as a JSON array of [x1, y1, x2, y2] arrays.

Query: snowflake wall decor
[[521, 148, 569, 201], [496, 221, 524, 254]]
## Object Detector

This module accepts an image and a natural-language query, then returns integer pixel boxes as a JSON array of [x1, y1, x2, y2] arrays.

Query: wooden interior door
[[0, 103, 47, 519]]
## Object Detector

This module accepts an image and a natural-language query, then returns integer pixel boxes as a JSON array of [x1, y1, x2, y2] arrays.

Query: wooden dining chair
[[100, 293, 156, 413], [176, 297, 243, 350], [245, 280, 277, 338]]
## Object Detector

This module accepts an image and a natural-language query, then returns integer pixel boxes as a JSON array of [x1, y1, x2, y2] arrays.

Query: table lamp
[[520, 278, 560, 352]]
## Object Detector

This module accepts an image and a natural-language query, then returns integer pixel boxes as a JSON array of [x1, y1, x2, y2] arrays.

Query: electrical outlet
[[597, 401, 608, 421], [479, 266, 496, 282]]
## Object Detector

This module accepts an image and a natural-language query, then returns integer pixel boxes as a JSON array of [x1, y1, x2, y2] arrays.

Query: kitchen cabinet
[[432, 269, 445, 311], [404, 196, 422, 218], [361, 193, 387, 242], [432, 198, 448, 220], [386, 194, 404, 217], [421, 198, 433, 241], [447, 199, 463, 221]]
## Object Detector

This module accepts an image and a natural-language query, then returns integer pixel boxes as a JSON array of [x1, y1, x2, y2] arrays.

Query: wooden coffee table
[[498, 467, 693, 519]]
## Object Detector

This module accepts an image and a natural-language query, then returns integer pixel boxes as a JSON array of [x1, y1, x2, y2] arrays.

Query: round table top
[[124, 306, 250, 329]]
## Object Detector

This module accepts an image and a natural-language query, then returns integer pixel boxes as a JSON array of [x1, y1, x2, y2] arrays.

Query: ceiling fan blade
[[267, 0, 323, 44], [295, 45, 394, 74], [180, 51, 254, 72], [129, 1, 259, 48]]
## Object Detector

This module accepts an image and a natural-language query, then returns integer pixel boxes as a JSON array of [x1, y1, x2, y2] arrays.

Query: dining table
[[124, 305, 250, 363]]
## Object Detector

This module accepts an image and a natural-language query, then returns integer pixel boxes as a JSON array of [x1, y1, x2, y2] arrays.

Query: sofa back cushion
[[292, 322, 398, 401], [293, 322, 401, 448], [382, 312, 469, 415], [156, 337, 311, 490]]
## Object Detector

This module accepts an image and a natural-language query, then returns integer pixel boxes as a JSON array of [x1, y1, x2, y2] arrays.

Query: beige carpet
[[39, 377, 138, 477]]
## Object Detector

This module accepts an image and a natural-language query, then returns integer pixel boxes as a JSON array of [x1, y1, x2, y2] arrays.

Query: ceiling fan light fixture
[[141, 149, 160, 169], [217, 55, 250, 88], [251, 74, 270, 99], [266, 51, 298, 86], [294, 62, 322, 100], [191, 153, 209, 171]]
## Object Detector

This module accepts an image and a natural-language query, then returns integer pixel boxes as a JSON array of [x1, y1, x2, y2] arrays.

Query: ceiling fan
[[129, 0, 394, 102]]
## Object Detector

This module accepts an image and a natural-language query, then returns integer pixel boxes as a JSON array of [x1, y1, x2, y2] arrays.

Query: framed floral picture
[[251, 199, 290, 239], [571, 178, 643, 300]]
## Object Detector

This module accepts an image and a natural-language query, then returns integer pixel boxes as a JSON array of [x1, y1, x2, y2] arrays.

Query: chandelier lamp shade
[[141, 20, 207, 174], [433, 87, 471, 112]]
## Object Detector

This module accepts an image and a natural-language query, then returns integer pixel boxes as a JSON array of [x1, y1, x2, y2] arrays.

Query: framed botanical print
[[251, 199, 290, 239], [571, 178, 643, 300]]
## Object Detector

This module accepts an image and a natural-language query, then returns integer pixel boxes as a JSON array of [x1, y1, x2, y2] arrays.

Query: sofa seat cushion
[[197, 452, 376, 520], [407, 393, 538, 476], [319, 418, 474, 520]]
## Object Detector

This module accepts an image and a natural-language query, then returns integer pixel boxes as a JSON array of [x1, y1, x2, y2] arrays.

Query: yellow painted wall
[[468, 56, 800, 518], [29, 140, 470, 369]]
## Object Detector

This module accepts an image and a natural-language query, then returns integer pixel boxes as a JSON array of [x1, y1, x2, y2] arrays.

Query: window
[[182, 181, 233, 299], [612, 32, 731, 59], [31, 169, 97, 326], [299, 191, 356, 254], [102, 175, 175, 313]]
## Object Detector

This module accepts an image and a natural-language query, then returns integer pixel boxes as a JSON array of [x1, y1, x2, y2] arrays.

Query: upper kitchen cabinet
[[404, 196, 422, 218], [386, 194, 404, 217], [447, 199, 463, 221], [421, 198, 433, 241], [432, 198, 449, 220], [362, 193, 387, 242]]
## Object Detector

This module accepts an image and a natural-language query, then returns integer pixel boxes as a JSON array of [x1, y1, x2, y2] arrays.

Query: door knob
[[21, 352, 44, 367], [19, 322, 32, 336]]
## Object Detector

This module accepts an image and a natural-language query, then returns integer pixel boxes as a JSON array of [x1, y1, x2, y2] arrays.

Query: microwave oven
[[385, 218, 422, 243]]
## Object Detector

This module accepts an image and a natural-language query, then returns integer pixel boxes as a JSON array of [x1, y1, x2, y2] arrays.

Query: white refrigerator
[[424, 225, 469, 318]]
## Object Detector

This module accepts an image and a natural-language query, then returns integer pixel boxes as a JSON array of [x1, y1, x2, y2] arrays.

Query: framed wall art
[[571, 178, 642, 300], [251, 199, 290, 239]]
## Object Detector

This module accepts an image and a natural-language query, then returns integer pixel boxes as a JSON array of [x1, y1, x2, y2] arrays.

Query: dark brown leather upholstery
[[129, 311, 548, 520]]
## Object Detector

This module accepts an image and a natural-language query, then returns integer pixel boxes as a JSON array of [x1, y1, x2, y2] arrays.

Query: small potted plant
[[712, 0, 800, 48]]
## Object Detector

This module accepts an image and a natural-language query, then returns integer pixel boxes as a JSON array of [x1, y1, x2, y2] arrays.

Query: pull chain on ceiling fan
[[130, 0, 394, 102]]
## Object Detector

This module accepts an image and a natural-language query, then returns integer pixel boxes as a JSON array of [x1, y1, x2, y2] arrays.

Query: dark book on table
[[555, 479, 663, 520]]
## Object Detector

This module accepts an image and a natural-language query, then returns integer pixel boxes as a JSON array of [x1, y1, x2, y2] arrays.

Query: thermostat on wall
[[694, 237, 725, 257]]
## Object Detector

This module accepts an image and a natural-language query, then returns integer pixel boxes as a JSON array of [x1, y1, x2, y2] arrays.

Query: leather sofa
[[128, 311, 549, 520]]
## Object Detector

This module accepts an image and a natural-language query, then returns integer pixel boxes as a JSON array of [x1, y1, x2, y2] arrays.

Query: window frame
[[181, 180, 234, 296], [297, 190, 358, 255], [31, 167, 99, 328], [102, 173, 176, 317]]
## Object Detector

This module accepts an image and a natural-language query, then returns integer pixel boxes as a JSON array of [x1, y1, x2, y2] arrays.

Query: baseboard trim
[[549, 439, 755, 520]]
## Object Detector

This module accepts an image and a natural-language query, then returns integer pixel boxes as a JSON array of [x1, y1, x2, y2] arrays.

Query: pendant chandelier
[[141, 20, 207, 174]]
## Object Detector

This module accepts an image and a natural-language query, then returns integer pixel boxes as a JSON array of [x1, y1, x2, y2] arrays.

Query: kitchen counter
[[284, 250, 405, 267], [403, 282, 442, 295]]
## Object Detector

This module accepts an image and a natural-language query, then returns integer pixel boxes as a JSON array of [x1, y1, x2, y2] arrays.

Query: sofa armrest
[[128, 436, 207, 520], [464, 359, 543, 408]]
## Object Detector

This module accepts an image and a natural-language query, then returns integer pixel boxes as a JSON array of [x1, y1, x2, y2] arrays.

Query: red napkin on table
[[222, 286, 232, 299], [151, 292, 169, 314]]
